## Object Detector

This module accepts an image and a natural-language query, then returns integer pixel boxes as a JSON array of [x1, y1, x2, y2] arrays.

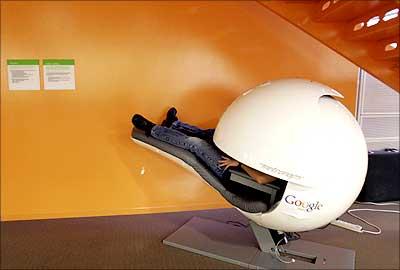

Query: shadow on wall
[[111, 84, 239, 170], [111, 84, 240, 133], [106, 85, 239, 200], [173, 85, 240, 128]]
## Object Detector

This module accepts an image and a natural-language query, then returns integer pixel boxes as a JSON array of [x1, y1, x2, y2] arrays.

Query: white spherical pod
[[214, 79, 368, 232]]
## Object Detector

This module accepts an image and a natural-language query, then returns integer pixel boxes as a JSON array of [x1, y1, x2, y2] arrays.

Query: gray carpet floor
[[1, 204, 399, 269]]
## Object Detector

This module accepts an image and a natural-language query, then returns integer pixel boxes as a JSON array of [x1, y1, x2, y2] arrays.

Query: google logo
[[284, 195, 323, 212]]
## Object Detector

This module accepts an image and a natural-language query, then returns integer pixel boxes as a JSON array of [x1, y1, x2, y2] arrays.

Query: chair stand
[[163, 216, 355, 269]]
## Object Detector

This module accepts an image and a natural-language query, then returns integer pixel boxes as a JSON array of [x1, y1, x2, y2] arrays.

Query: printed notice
[[43, 59, 75, 90], [7, 59, 40, 90]]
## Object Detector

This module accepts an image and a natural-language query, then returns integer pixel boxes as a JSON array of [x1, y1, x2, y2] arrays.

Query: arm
[[218, 157, 276, 185], [240, 164, 276, 185]]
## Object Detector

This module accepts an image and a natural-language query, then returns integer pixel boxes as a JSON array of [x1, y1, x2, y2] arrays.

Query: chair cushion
[[132, 128, 271, 213]]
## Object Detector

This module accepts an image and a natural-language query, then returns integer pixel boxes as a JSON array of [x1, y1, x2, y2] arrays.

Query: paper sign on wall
[[43, 59, 76, 90], [7, 59, 41, 90]]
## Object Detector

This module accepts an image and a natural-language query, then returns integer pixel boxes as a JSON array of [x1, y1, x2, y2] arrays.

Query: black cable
[[284, 232, 301, 241]]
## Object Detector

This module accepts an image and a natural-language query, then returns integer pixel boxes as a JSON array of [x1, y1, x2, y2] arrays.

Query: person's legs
[[132, 113, 214, 143], [151, 125, 225, 178], [132, 113, 226, 178], [170, 120, 215, 144]]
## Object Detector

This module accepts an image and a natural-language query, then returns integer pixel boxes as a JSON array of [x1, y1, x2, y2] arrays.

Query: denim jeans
[[150, 120, 227, 179]]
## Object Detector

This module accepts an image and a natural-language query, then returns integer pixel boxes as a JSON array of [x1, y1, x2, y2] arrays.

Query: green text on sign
[[43, 59, 75, 65], [7, 59, 40, 65]]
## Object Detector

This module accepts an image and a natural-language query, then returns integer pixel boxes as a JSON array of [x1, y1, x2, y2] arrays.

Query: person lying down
[[132, 107, 276, 185]]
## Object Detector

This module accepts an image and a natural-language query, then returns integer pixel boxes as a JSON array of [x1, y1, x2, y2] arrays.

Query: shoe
[[132, 114, 155, 136], [161, 107, 178, 127]]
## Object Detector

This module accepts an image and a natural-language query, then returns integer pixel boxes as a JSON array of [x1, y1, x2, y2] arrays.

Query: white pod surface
[[214, 79, 368, 232]]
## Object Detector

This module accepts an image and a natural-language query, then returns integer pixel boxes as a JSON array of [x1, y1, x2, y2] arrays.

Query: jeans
[[150, 120, 227, 179]]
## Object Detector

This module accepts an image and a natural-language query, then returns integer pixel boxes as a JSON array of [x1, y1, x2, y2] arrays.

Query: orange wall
[[1, 1, 359, 221]]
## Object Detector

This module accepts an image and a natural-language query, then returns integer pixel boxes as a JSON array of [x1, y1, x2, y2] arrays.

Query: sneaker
[[132, 114, 155, 136], [161, 107, 178, 127]]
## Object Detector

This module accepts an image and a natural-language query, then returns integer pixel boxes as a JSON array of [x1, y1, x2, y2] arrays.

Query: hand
[[218, 156, 240, 172]]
